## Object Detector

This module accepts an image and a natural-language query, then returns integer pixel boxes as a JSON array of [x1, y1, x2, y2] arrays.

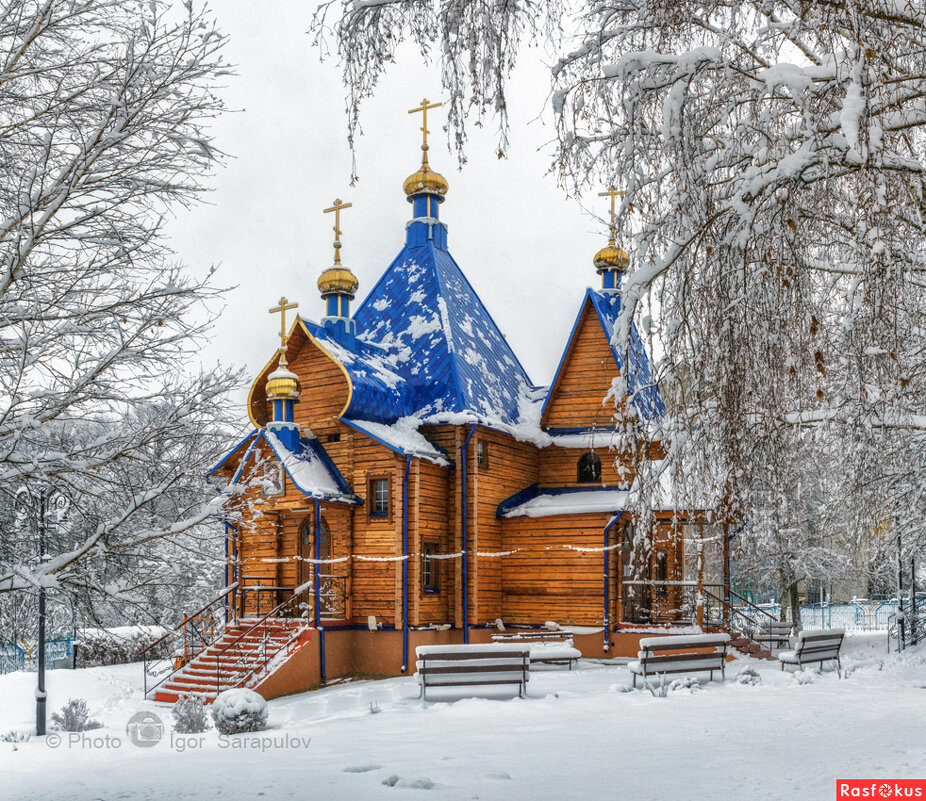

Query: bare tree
[[314, 1, 926, 597], [0, 0, 241, 611]]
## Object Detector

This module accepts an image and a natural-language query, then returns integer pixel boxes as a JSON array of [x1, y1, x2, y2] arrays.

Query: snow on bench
[[415, 644, 530, 701], [778, 629, 844, 671], [628, 633, 731, 688], [755, 621, 793, 652], [491, 631, 581, 669]]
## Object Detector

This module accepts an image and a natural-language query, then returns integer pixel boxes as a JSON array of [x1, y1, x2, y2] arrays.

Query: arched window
[[577, 452, 602, 483]]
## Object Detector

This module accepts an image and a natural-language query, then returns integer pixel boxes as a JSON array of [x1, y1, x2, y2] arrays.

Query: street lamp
[[15, 484, 69, 736]]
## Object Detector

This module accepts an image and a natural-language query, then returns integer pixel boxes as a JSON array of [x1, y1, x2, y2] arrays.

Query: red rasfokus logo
[[838, 780, 926, 799]]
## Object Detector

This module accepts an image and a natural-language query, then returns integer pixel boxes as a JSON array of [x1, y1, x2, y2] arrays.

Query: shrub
[[736, 666, 763, 686], [74, 626, 171, 668], [172, 694, 211, 734], [1, 730, 30, 743], [51, 698, 102, 732], [210, 688, 268, 734]]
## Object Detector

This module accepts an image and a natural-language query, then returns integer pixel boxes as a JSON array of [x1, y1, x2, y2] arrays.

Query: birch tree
[[0, 0, 240, 615], [315, 0, 926, 597]]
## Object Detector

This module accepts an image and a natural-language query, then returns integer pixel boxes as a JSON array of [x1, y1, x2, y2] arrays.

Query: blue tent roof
[[317, 239, 535, 426]]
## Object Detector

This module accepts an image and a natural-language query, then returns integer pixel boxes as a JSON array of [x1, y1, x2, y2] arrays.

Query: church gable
[[541, 296, 621, 430], [247, 319, 351, 430]]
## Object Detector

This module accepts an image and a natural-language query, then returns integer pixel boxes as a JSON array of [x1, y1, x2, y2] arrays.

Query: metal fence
[[0, 643, 25, 674], [745, 600, 919, 631], [0, 635, 72, 673]]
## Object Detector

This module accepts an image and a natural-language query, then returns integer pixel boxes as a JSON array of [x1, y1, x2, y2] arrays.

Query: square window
[[369, 478, 389, 517]]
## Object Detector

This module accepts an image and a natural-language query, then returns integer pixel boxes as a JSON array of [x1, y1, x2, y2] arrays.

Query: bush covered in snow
[[74, 626, 170, 668], [210, 688, 268, 734], [51, 699, 102, 732], [172, 694, 211, 734], [736, 667, 763, 686]]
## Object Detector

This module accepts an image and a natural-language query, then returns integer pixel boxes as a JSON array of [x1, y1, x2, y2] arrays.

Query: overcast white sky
[[168, 2, 611, 403]]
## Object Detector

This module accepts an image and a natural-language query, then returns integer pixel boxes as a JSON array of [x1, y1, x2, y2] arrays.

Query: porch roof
[[497, 484, 630, 519]]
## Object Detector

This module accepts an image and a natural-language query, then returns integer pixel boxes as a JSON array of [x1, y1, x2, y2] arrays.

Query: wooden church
[[154, 101, 730, 702]]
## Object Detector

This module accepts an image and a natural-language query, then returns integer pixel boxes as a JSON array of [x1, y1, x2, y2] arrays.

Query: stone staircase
[[152, 619, 310, 704]]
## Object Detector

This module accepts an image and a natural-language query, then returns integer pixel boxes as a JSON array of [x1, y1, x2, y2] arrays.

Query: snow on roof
[[342, 241, 535, 428], [264, 430, 360, 504], [343, 417, 450, 466], [498, 485, 630, 518]]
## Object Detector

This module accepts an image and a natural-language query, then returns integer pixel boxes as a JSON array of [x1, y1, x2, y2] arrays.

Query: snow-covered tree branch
[[0, 0, 242, 622], [316, 0, 926, 605]]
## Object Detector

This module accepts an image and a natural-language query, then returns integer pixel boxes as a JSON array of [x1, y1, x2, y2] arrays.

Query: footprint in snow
[[381, 775, 435, 789], [343, 765, 382, 773]]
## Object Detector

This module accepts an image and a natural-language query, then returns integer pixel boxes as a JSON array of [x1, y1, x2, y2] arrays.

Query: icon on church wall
[[262, 459, 285, 498]]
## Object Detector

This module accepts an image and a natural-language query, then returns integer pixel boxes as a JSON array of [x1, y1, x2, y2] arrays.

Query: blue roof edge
[[341, 418, 452, 466], [496, 482, 631, 517], [539, 290, 595, 422]]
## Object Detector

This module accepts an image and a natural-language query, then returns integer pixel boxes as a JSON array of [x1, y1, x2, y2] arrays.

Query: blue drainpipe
[[314, 498, 326, 682], [402, 455, 411, 672], [461, 424, 476, 644], [603, 516, 620, 653]]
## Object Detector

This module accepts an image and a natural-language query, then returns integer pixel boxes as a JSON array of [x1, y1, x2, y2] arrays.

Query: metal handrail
[[139, 582, 238, 659], [727, 588, 780, 623], [214, 586, 312, 694], [142, 582, 238, 698]]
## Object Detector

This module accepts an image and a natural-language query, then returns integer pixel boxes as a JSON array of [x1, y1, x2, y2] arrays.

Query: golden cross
[[598, 186, 626, 227], [598, 186, 626, 244], [408, 98, 443, 154], [323, 198, 352, 265], [269, 296, 298, 349]]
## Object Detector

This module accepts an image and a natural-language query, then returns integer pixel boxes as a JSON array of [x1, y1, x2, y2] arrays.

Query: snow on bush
[[74, 626, 170, 668], [1, 730, 30, 743], [172, 694, 211, 734], [210, 688, 268, 734], [51, 699, 102, 732], [668, 677, 703, 694], [735, 667, 762, 686]]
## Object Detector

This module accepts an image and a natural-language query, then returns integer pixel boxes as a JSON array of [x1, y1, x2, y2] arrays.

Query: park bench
[[778, 629, 844, 671], [491, 631, 581, 669], [415, 644, 530, 701], [755, 620, 793, 651], [629, 633, 731, 688]]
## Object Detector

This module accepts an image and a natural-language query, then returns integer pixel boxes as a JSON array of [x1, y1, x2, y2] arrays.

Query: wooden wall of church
[[500, 512, 613, 625], [342, 434, 403, 626], [409, 458, 453, 626], [283, 340, 350, 431], [470, 428, 540, 624], [541, 302, 625, 430], [539, 445, 631, 487]]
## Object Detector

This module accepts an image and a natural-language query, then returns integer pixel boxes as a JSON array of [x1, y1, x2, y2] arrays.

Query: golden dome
[[317, 267, 359, 297], [403, 161, 449, 198], [266, 364, 301, 400], [594, 241, 629, 273]]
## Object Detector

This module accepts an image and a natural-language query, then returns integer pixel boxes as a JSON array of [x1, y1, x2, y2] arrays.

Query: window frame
[[367, 475, 391, 519], [476, 439, 489, 470], [421, 540, 440, 594], [577, 451, 602, 483]]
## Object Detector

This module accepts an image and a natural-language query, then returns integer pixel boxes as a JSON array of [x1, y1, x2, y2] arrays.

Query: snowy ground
[[1, 633, 924, 800]]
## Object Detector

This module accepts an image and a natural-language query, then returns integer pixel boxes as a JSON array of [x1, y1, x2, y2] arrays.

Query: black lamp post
[[16, 484, 67, 736]]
